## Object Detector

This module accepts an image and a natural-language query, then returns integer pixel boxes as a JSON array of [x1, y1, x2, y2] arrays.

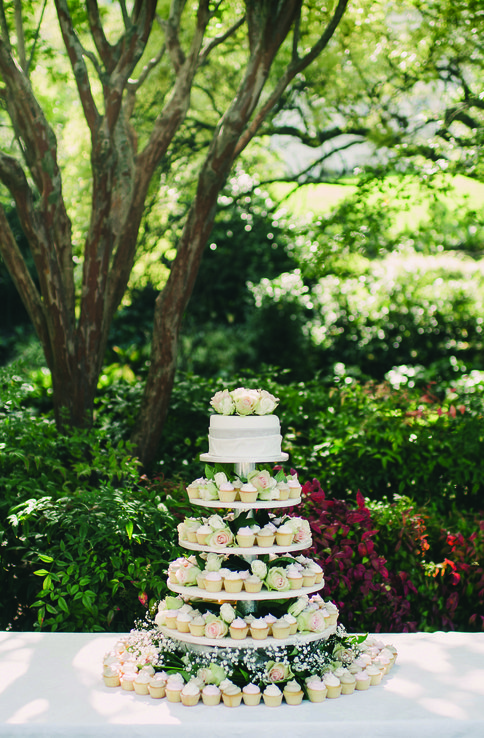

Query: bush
[[0, 369, 182, 631], [303, 481, 484, 632]]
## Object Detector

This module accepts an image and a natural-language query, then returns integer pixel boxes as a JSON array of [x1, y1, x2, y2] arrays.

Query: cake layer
[[206, 414, 284, 461]]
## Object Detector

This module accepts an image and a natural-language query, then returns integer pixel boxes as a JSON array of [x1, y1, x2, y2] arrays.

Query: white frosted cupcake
[[222, 683, 242, 707], [366, 665, 383, 686], [264, 614, 277, 635], [236, 527, 256, 548], [165, 676, 185, 702], [286, 566, 303, 590], [263, 684, 283, 707], [244, 574, 263, 593], [148, 673, 167, 699], [176, 611, 192, 633], [283, 613, 298, 635], [271, 618, 291, 639], [181, 681, 200, 706], [355, 670, 371, 691], [340, 671, 356, 695], [275, 524, 294, 546], [188, 615, 206, 637], [250, 618, 269, 640], [186, 482, 200, 500], [120, 672, 136, 691], [306, 677, 327, 702], [242, 683, 261, 706], [218, 481, 236, 502], [196, 524, 212, 545], [283, 680, 304, 705], [202, 684, 221, 706], [229, 617, 249, 640], [323, 672, 342, 699], [103, 665, 120, 688], [239, 483, 258, 503], [204, 571, 223, 592], [224, 571, 243, 592], [133, 671, 151, 695], [256, 527, 276, 547], [287, 479, 302, 499], [277, 482, 290, 500]]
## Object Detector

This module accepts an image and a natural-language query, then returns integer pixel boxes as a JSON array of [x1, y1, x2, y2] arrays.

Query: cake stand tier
[[188, 497, 301, 510], [167, 581, 323, 601], [179, 539, 311, 556], [158, 623, 336, 649], [200, 452, 289, 463]]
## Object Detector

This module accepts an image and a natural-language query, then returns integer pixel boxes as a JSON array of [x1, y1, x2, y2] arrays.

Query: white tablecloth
[[0, 631, 483, 738]]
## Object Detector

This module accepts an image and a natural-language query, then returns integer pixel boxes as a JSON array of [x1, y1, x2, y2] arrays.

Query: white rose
[[254, 390, 279, 415], [214, 471, 228, 488], [231, 388, 260, 416], [205, 553, 223, 572], [207, 514, 225, 530], [220, 603, 236, 624], [210, 390, 235, 415], [251, 560, 267, 579]]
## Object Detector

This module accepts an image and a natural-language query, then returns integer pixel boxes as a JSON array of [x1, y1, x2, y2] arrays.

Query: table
[[0, 631, 483, 737]]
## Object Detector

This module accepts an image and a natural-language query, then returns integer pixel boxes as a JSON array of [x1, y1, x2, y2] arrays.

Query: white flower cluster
[[185, 469, 302, 503], [210, 388, 279, 416]]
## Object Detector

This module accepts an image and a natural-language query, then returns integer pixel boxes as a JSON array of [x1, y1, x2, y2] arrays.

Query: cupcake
[[244, 574, 263, 593], [340, 672, 356, 695], [148, 673, 167, 699], [263, 684, 283, 707], [309, 562, 324, 584], [355, 670, 371, 691], [239, 483, 258, 503], [204, 571, 223, 592], [164, 610, 179, 630], [224, 571, 243, 593], [286, 566, 303, 590], [283, 680, 304, 705], [323, 672, 342, 699], [277, 482, 290, 500], [275, 524, 294, 546], [287, 479, 302, 499], [181, 681, 201, 706], [250, 618, 269, 640], [196, 524, 212, 545], [103, 666, 120, 688], [196, 572, 206, 589], [218, 482, 236, 502], [202, 684, 221, 706], [176, 611, 192, 633], [264, 614, 277, 635], [366, 665, 383, 686], [165, 676, 185, 702], [120, 672, 136, 691], [302, 568, 317, 587], [185, 519, 200, 543], [188, 615, 206, 637], [256, 527, 276, 547], [283, 614, 298, 635], [133, 671, 151, 695], [306, 677, 327, 702], [222, 683, 242, 707], [272, 618, 291, 639], [186, 482, 200, 500], [229, 617, 249, 640], [242, 683, 261, 706], [236, 527, 256, 548]]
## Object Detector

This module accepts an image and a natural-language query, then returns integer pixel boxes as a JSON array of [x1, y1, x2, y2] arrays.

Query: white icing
[[205, 414, 284, 460]]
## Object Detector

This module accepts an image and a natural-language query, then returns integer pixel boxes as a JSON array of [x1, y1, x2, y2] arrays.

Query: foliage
[[303, 481, 484, 632], [0, 369, 183, 631]]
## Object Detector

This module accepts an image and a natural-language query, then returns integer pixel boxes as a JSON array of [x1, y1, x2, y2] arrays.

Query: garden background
[[0, 1, 483, 636]]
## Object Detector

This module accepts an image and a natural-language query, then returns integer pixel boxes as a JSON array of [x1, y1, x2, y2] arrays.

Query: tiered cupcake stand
[[158, 458, 336, 650]]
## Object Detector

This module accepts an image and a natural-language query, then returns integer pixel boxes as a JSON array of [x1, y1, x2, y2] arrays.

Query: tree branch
[[54, 0, 100, 133], [85, 0, 118, 72], [198, 14, 246, 66], [233, 0, 349, 158]]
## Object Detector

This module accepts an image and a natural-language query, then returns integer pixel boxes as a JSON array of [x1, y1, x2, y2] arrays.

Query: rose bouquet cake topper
[[210, 388, 279, 416]]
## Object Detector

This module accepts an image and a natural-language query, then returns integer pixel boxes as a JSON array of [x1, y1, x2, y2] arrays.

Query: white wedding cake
[[102, 387, 397, 707]]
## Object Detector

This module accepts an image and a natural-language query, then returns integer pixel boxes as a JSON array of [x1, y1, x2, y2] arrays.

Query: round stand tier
[[179, 540, 311, 556], [167, 582, 323, 601], [188, 497, 301, 511], [200, 452, 289, 464], [158, 623, 336, 650]]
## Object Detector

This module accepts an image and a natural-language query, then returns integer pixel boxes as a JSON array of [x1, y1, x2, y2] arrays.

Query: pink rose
[[249, 469, 276, 492], [207, 529, 234, 547], [265, 661, 293, 682], [231, 388, 260, 415], [204, 617, 228, 639]]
